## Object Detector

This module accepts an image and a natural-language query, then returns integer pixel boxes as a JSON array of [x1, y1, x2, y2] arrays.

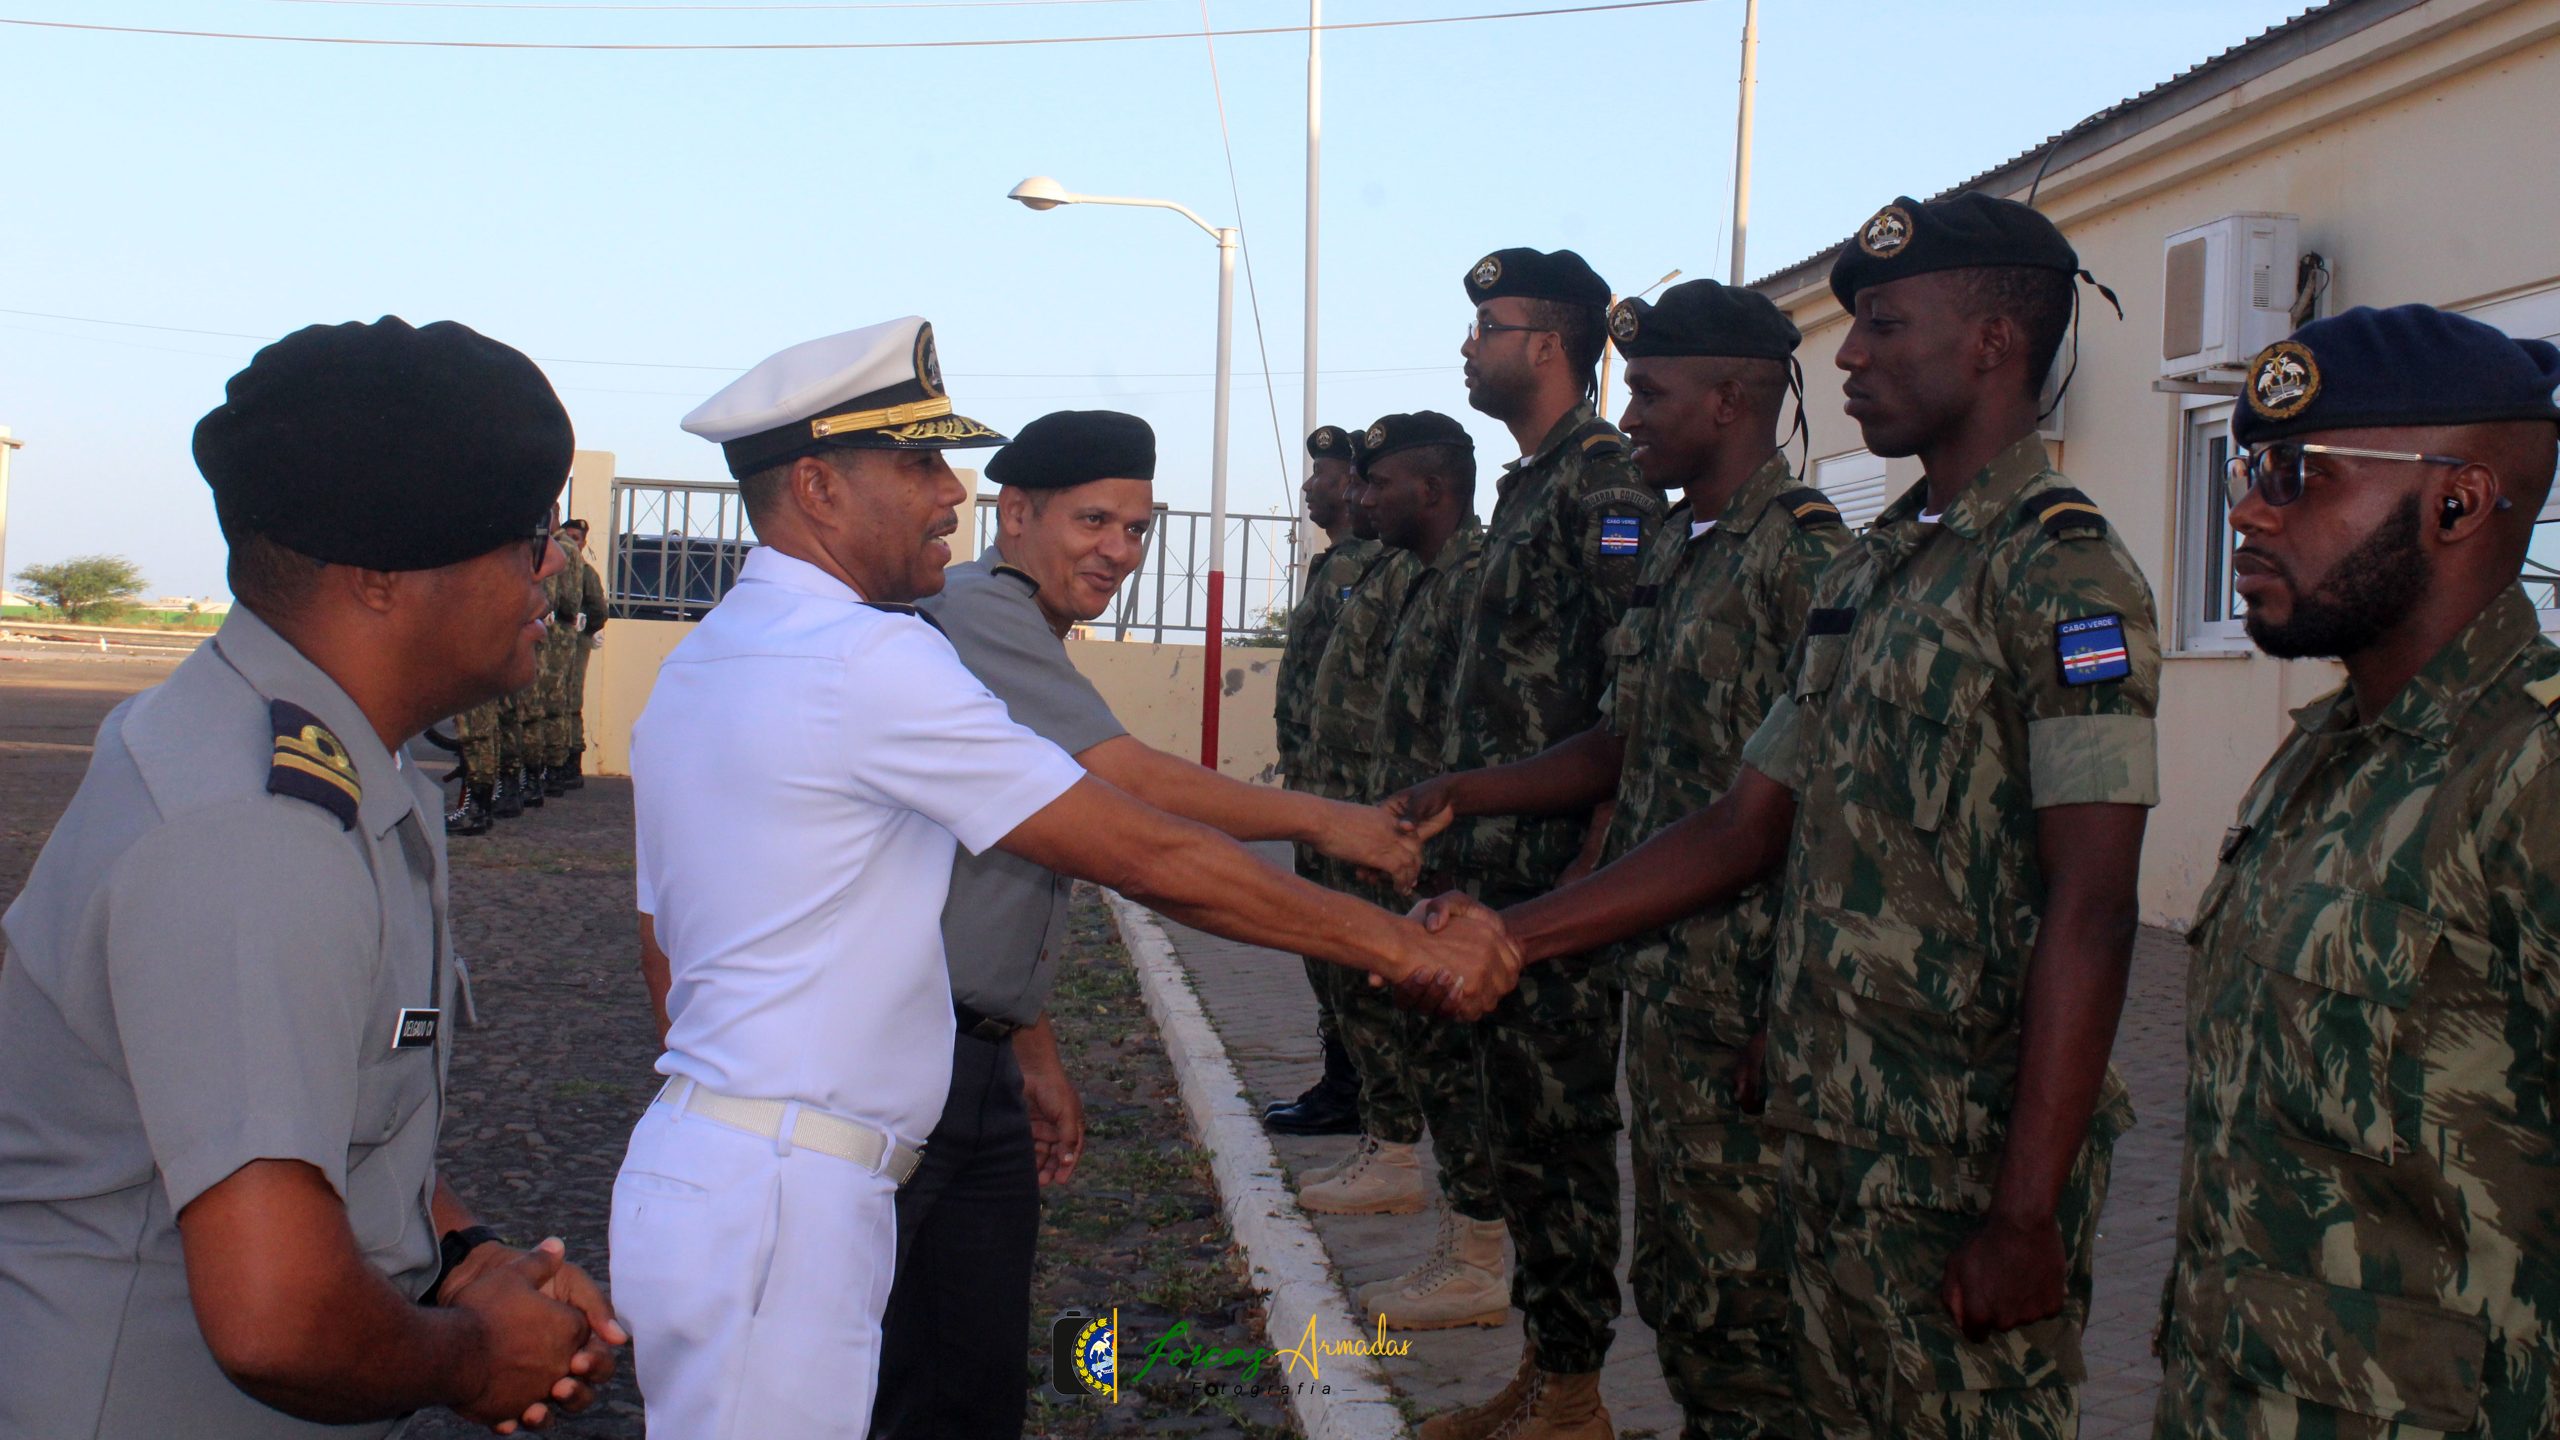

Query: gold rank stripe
[[1792, 499, 1841, 519], [273, 749, 362, 802], [2039, 500, 2104, 526], [810, 397, 954, 439], [2525, 675, 2560, 718]]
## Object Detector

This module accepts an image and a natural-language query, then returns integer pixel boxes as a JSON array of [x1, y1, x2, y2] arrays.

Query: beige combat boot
[[1417, 1345, 1535, 1440], [1485, 1368, 1611, 1440], [1296, 1135, 1429, 1215], [1358, 1208, 1511, 1330]]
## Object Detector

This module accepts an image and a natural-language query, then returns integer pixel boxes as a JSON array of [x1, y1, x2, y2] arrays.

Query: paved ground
[[1162, 845, 2190, 1440]]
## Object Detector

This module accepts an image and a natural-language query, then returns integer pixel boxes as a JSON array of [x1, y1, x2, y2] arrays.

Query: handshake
[[1372, 889, 1524, 1023]]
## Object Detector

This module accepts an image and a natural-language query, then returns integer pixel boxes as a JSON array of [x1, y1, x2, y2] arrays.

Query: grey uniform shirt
[[918, 554, 1126, 1024], [0, 609, 454, 1440]]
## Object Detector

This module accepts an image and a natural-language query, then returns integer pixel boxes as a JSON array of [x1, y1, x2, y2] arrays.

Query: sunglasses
[[521, 521, 559, 570], [2223, 442, 2473, 508], [1466, 318, 1552, 343]]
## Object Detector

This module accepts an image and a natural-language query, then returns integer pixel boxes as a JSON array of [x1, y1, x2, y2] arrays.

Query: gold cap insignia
[[1608, 299, 1641, 345], [1858, 204, 1914, 259], [913, 321, 945, 399], [1366, 421, 1389, 449], [1470, 255, 1502, 292], [2247, 340, 2320, 421]]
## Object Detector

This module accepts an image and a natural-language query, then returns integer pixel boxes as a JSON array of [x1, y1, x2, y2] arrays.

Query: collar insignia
[[2246, 340, 2320, 421], [1858, 204, 1914, 258]]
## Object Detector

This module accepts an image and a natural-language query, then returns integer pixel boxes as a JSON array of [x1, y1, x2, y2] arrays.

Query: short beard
[[2245, 496, 2431, 660], [1466, 367, 1534, 423]]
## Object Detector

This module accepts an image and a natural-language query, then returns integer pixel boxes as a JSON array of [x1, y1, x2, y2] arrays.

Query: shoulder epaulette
[[990, 562, 1041, 595], [1574, 423, 1629, 460], [863, 599, 947, 635], [268, 699, 360, 830], [1775, 487, 1844, 529], [2526, 674, 2560, 722], [2022, 486, 2108, 541]]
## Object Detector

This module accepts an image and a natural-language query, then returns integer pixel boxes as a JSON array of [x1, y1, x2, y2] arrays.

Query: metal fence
[[608, 475, 1302, 641]]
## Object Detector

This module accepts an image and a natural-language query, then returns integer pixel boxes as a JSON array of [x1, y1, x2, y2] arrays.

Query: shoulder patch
[[2526, 674, 2560, 721], [268, 700, 361, 830], [1775, 488, 1844, 529], [2054, 612, 2132, 686], [1599, 514, 1644, 555], [990, 563, 1041, 595], [2023, 486, 2108, 541]]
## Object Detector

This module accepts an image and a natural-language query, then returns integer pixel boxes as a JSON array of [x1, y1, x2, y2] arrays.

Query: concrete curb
[[1104, 893, 1410, 1440]]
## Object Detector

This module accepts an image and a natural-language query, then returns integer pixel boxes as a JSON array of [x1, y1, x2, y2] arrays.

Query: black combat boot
[[445, 784, 493, 837], [563, 752, 586, 790], [518, 763, 545, 808], [542, 764, 569, 798], [1263, 1033, 1363, 1136], [491, 767, 525, 819]]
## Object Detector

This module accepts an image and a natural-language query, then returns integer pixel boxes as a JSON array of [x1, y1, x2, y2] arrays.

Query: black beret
[[1828, 194, 2079, 309], [194, 317, 571, 572], [1307, 424, 1357, 461], [2232, 303, 2560, 447], [1609, 279, 1801, 361], [1357, 411, 1474, 474], [1463, 247, 1609, 311], [984, 409, 1157, 490]]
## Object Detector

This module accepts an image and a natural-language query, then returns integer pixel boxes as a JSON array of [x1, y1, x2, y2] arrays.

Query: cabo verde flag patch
[[2055, 613, 2131, 686], [1599, 515, 1643, 555]]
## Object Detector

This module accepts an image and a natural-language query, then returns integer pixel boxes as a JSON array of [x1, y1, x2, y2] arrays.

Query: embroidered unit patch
[[2055, 613, 2131, 686], [1599, 515, 1643, 555]]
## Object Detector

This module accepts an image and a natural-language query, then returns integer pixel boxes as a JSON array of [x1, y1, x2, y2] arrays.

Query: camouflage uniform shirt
[[1369, 520, 1487, 823], [1741, 435, 2159, 1155], [1276, 538, 1377, 780], [2160, 585, 2560, 1440], [1599, 456, 1849, 1027], [1442, 405, 1666, 894], [1305, 546, 1419, 804]]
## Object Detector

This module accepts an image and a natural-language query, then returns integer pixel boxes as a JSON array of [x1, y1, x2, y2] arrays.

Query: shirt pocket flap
[[1605, 625, 1645, 659], [1793, 632, 1849, 703], [2248, 883, 2440, 1007], [2221, 1268, 2487, 1433], [1856, 632, 1995, 725]]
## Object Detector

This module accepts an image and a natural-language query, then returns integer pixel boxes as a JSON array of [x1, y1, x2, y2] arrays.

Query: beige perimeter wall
[[1770, 0, 2560, 927]]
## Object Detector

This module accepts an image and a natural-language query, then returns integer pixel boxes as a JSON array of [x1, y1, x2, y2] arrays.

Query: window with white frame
[[2465, 285, 2560, 628], [1813, 448, 1893, 529], [2175, 397, 2247, 650]]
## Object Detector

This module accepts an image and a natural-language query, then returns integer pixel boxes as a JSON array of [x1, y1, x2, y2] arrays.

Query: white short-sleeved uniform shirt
[[632, 547, 1085, 1144]]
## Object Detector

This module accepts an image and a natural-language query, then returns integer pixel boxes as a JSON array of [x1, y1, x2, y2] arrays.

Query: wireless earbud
[[2441, 495, 2467, 529]]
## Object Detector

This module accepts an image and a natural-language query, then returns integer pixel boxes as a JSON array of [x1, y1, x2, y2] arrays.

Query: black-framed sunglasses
[[2223, 442, 2476, 508], [1466, 318, 1552, 343], [521, 520, 559, 570]]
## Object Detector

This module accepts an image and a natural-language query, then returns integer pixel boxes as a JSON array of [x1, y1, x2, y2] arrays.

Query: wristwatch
[[428, 1225, 510, 1305]]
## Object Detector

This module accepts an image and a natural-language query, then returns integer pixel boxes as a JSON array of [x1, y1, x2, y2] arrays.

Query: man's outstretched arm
[[1076, 735, 1433, 890], [1494, 765, 1797, 965], [1387, 724, 1626, 830]]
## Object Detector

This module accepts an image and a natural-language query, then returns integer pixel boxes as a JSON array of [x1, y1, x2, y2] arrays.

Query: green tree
[[14, 554, 146, 623]]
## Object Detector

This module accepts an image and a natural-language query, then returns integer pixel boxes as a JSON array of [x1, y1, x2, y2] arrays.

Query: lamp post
[[0, 427, 21, 608], [1009, 177, 1239, 769]]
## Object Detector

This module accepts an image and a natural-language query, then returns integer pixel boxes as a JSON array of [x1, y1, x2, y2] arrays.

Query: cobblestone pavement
[[1161, 844, 2191, 1440], [1, 650, 1295, 1440]]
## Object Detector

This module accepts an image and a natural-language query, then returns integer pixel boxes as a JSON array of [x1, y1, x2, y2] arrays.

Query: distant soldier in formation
[[1398, 278, 1847, 1435], [1412, 246, 1667, 1440], [556, 517, 607, 790], [1340, 411, 1507, 1332], [2156, 305, 2560, 1440], [1266, 423, 1379, 1137], [1489, 195, 2159, 1440]]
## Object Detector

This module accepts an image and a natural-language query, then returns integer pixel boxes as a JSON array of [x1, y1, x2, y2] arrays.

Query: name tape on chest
[[394, 1006, 442, 1051], [1806, 607, 1856, 637], [1630, 583, 1660, 608], [1599, 515, 1644, 555], [2055, 612, 2132, 686]]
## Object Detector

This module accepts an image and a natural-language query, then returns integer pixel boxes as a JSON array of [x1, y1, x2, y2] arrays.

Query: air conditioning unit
[[2160, 213, 2300, 379]]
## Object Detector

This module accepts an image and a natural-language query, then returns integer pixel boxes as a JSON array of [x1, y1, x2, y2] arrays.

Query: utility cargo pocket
[[1841, 633, 1992, 834], [2244, 884, 2438, 1161], [2221, 1267, 2487, 1433]]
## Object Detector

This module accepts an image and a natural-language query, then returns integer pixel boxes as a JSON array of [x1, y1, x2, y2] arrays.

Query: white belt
[[652, 1076, 926, 1186]]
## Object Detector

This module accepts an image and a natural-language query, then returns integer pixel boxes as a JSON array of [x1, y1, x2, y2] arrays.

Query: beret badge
[[1607, 300, 1641, 345], [2247, 340, 2321, 421], [1366, 420, 1390, 449], [913, 323, 945, 399], [1470, 255, 1503, 292], [1312, 429, 1336, 452], [1858, 204, 1915, 259]]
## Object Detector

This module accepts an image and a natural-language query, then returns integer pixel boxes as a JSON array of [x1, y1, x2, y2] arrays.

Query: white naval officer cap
[[681, 316, 1007, 479]]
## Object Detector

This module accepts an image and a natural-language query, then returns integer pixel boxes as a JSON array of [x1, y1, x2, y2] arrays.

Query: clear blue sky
[[0, 0, 2312, 598]]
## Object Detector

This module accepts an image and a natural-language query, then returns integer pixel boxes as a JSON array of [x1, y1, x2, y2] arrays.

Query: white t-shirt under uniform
[[630, 546, 1085, 1146]]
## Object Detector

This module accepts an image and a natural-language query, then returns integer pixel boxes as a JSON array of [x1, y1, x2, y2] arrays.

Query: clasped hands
[[438, 1237, 626, 1434], [1368, 890, 1522, 1022]]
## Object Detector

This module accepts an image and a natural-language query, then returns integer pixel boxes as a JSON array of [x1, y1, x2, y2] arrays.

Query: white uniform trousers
[[610, 1101, 900, 1439]]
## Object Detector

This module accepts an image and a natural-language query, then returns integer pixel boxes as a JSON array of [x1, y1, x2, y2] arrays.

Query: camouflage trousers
[[1307, 859, 1427, 1144], [563, 639, 593, 757], [1466, 924, 1625, 1375], [535, 639, 576, 766], [1396, 997, 1500, 1221], [1780, 1130, 2112, 1440], [2150, 1281, 2501, 1440], [1294, 840, 1342, 1055], [453, 699, 505, 782], [1626, 997, 1795, 1439], [496, 686, 536, 770]]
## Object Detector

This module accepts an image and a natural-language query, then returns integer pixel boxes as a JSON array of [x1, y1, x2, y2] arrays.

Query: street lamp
[[1008, 176, 1240, 769]]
